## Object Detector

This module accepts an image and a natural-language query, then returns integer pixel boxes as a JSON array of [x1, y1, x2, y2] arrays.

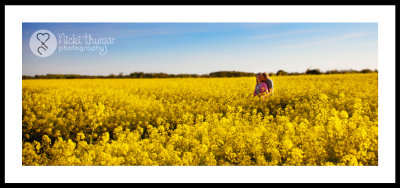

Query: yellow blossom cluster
[[22, 73, 378, 166]]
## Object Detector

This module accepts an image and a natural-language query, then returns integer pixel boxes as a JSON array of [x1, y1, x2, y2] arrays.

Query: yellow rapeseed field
[[22, 73, 378, 166]]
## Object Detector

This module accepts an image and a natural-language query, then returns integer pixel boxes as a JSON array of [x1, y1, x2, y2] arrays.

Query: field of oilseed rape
[[22, 73, 378, 166]]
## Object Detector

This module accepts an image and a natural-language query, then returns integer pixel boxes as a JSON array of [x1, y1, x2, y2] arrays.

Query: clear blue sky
[[22, 22, 377, 76]]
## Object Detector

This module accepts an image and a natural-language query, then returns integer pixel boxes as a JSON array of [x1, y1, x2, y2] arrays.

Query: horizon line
[[22, 68, 378, 77]]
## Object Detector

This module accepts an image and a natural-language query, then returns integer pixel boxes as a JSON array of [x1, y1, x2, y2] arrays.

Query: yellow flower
[[22, 73, 378, 166]]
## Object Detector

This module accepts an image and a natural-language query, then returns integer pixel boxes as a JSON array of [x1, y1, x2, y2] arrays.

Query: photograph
[[22, 22, 378, 166], [5, 5, 395, 183]]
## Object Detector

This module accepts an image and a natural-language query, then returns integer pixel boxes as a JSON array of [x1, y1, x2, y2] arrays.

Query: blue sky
[[22, 23, 378, 76]]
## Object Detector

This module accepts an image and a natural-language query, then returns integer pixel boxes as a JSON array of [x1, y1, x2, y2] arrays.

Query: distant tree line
[[22, 69, 378, 79], [273, 68, 377, 76], [22, 71, 256, 79]]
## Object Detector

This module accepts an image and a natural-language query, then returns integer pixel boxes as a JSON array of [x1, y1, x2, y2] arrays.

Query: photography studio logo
[[29, 29, 57, 57]]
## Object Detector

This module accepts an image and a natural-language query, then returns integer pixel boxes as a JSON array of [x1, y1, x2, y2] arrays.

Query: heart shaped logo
[[36, 33, 50, 43], [30, 30, 57, 57]]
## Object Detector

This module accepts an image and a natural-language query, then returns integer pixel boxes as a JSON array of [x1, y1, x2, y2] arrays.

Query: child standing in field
[[254, 73, 268, 96], [261, 72, 273, 95]]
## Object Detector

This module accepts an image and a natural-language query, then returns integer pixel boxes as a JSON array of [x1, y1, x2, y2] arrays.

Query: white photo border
[[5, 5, 396, 183]]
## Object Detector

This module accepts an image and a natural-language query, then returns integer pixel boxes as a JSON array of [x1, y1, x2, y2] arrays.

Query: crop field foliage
[[22, 73, 378, 166]]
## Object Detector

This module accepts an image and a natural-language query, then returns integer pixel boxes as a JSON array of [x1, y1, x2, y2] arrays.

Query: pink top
[[253, 82, 268, 96]]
